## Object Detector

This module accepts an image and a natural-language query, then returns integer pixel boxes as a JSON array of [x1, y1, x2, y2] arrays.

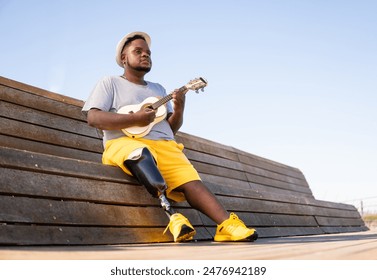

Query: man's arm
[[87, 108, 156, 130], [167, 89, 187, 134]]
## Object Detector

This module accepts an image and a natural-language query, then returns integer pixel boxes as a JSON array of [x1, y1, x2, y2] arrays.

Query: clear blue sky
[[1, 0, 376, 212]]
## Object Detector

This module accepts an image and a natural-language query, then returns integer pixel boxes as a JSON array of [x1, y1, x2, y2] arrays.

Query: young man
[[82, 31, 258, 242]]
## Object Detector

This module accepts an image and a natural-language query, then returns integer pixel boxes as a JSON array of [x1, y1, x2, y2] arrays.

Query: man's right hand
[[132, 107, 156, 126]]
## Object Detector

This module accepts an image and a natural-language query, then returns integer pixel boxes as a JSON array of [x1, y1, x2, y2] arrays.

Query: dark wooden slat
[[216, 196, 362, 218], [178, 134, 311, 192], [201, 173, 315, 198], [310, 199, 358, 211], [242, 163, 309, 188], [205, 226, 326, 238], [192, 161, 248, 181], [205, 181, 356, 211], [0, 134, 102, 162], [0, 196, 201, 227], [0, 83, 84, 120], [237, 151, 306, 180], [200, 212, 319, 227], [184, 149, 244, 171], [0, 168, 157, 206], [254, 226, 325, 237], [246, 213, 319, 227], [244, 172, 313, 195], [0, 118, 103, 153], [176, 132, 239, 161], [176, 132, 306, 182], [205, 180, 309, 204], [0, 100, 98, 138], [186, 148, 310, 191], [0, 224, 212, 245], [315, 216, 365, 227], [0, 146, 131, 184], [320, 226, 369, 234]]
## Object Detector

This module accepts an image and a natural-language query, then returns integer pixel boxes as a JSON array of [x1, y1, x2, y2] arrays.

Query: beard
[[126, 58, 151, 73], [133, 65, 151, 73]]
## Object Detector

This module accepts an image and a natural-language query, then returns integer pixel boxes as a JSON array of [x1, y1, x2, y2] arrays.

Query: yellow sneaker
[[163, 213, 196, 242], [214, 213, 258, 242]]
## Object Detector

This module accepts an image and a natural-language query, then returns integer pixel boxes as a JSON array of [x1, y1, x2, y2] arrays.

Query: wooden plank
[[309, 199, 358, 211], [192, 161, 248, 181], [4, 166, 188, 202], [201, 174, 315, 198], [210, 182, 316, 208], [255, 226, 326, 237], [0, 195, 201, 227], [216, 196, 362, 218], [242, 163, 309, 187], [205, 181, 347, 210], [176, 132, 239, 161], [0, 118, 103, 153], [0, 76, 84, 109], [0, 146, 131, 184], [176, 134, 310, 192], [320, 226, 369, 234], [0, 100, 97, 138], [242, 213, 318, 227], [205, 226, 325, 238], [0, 224, 212, 245], [200, 212, 319, 227], [184, 149, 244, 171], [237, 151, 306, 180], [315, 216, 365, 227], [244, 172, 313, 195], [0, 134, 102, 162], [0, 168, 158, 206], [186, 149, 311, 194], [0, 166, 191, 207], [175, 135, 311, 193]]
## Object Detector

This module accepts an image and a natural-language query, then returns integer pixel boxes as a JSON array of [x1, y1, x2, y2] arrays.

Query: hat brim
[[115, 31, 151, 67]]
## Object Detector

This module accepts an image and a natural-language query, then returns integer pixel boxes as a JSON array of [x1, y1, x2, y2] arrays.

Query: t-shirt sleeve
[[82, 76, 114, 115]]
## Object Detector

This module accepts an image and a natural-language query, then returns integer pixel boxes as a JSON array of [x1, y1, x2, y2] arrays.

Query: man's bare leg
[[176, 180, 228, 224]]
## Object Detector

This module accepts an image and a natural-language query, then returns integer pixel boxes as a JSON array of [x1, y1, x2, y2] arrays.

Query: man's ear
[[121, 53, 127, 64]]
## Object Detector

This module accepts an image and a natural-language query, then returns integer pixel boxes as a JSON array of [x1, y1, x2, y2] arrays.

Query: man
[[82, 31, 258, 242]]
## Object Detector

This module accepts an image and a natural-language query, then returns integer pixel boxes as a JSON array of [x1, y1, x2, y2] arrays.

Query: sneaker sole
[[175, 225, 196, 242], [214, 231, 258, 242]]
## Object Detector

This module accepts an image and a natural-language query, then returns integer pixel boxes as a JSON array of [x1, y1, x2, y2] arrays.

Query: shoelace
[[230, 213, 246, 225], [222, 213, 247, 234], [163, 214, 187, 235]]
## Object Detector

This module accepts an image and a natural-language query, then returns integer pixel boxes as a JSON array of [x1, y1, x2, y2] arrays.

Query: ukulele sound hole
[[142, 104, 153, 110]]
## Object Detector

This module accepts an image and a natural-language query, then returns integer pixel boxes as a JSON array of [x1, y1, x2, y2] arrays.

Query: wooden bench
[[0, 76, 368, 245]]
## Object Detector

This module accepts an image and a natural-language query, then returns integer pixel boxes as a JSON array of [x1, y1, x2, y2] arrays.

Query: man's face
[[122, 39, 152, 73]]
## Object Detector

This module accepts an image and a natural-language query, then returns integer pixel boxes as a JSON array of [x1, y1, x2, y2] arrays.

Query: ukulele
[[118, 77, 208, 138]]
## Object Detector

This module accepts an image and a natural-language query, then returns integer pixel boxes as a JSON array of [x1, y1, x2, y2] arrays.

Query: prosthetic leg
[[124, 147, 174, 216], [124, 147, 196, 242]]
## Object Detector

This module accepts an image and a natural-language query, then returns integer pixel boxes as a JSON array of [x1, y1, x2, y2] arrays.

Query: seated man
[[82, 31, 258, 242]]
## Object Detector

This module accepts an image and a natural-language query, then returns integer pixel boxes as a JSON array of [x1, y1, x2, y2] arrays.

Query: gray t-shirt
[[82, 76, 174, 146]]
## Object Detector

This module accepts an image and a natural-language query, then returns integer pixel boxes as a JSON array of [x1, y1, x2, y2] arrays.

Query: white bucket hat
[[115, 31, 151, 67]]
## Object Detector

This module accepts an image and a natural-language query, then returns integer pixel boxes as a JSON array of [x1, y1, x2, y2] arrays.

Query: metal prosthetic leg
[[124, 147, 175, 217]]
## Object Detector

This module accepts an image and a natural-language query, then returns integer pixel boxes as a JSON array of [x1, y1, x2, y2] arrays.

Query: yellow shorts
[[102, 136, 201, 202]]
